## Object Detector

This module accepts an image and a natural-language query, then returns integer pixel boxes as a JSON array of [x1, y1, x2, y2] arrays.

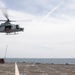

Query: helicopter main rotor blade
[[0, 20, 16, 22], [0, 8, 32, 22], [1, 8, 9, 20], [9, 19, 32, 22], [0, 19, 32, 22], [0, 20, 7, 21]]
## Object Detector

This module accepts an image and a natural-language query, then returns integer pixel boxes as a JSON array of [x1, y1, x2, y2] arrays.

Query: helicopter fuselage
[[0, 22, 24, 33]]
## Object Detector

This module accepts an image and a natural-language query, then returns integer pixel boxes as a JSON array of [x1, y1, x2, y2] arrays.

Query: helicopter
[[0, 9, 24, 34]]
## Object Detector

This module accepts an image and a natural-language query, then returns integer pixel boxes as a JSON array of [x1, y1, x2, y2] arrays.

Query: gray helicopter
[[0, 9, 24, 34]]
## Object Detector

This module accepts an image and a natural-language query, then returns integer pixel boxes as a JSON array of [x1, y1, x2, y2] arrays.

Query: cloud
[[0, 0, 75, 58], [0, 0, 6, 7], [42, 1, 64, 21], [0, 7, 75, 58], [68, 0, 75, 10], [12, 0, 63, 16]]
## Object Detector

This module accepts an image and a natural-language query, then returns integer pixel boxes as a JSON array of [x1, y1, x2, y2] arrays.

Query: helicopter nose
[[21, 28, 24, 32]]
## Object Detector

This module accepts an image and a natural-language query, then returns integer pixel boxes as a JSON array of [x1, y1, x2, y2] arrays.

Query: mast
[[4, 45, 8, 61]]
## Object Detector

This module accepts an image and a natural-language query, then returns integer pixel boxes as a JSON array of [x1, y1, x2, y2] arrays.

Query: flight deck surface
[[0, 63, 75, 75]]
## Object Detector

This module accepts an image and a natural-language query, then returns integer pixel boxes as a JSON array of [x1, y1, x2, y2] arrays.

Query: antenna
[[4, 45, 8, 61]]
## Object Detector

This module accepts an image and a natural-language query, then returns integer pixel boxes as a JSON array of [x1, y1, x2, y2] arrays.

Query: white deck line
[[15, 63, 20, 75]]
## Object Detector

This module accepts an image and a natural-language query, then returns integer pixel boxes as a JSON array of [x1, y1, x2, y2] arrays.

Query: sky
[[0, 0, 75, 58]]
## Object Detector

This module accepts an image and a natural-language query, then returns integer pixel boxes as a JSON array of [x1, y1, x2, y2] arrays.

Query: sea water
[[5, 58, 75, 64]]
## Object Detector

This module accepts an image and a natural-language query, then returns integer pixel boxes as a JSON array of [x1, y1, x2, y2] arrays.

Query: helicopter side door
[[5, 25, 12, 31]]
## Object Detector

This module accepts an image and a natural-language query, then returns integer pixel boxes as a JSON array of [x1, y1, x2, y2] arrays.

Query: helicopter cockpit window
[[16, 25, 19, 29]]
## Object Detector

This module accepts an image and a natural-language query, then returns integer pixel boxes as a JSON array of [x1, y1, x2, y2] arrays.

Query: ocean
[[5, 58, 75, 64]]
